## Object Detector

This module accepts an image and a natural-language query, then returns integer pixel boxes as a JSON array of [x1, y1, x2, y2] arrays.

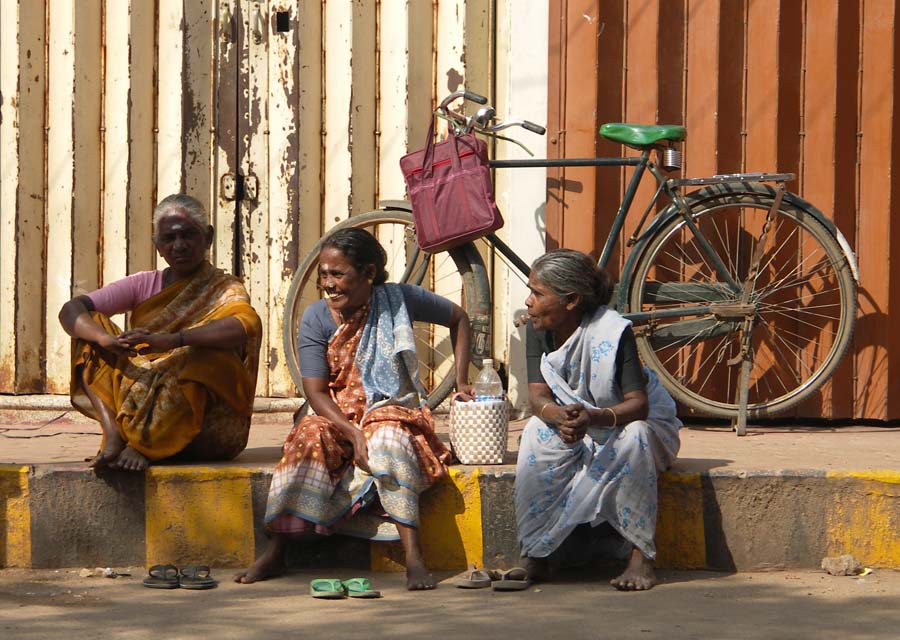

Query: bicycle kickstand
[[733, 347, 752, 437], [731, 183, 785, 436]]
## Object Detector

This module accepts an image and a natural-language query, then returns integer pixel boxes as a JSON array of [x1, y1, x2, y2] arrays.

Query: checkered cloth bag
[[449, 396, 509, 465]]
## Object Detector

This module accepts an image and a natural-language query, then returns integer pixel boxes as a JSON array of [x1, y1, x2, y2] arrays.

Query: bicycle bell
[[472, 106, 496, 129], [659, 145, 682, 171]]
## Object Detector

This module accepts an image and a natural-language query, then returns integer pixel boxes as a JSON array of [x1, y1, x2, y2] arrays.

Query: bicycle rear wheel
[[625, 183, 856, 418], [282, 208, 490, 409]]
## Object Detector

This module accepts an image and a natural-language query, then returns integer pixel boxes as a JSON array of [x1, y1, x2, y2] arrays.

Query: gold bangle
[[539, 403, 553, 421], [604, 407, 617, 427]]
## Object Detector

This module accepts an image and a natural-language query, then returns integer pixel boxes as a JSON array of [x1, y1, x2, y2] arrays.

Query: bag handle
[[422, 116, 463, 179]]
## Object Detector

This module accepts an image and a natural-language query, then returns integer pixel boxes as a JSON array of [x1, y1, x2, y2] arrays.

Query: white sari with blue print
[[515, 305, 681, 560]]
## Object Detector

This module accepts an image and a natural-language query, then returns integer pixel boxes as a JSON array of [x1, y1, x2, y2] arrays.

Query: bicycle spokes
[[627, 184, 856, 418]]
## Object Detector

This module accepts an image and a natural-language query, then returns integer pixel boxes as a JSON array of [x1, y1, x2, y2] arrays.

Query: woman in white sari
[[516, 249, 681, 590]]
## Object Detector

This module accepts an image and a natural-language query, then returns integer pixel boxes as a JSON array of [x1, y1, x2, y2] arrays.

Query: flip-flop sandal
[[310, 578, 347, 599], [342, 577, 382, 599], [491, 567, 531, 591], [179, 565, 217, 590], [453, 564, 494, 589], [143, 564, 180, 589]]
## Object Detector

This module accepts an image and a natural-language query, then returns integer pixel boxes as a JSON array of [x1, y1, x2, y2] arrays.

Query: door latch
[[220, 172, 259, 202]]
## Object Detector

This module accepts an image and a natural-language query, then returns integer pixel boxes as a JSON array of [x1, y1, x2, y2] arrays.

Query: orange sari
[[71, 262, 261, 461], [266, 296, 450, 538]]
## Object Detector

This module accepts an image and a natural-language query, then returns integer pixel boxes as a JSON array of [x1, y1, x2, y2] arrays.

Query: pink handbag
[[399, 119, 503, 253]]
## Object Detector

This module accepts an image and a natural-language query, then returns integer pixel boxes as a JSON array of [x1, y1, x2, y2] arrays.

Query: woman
[[235, 228, 471, 590], [516, 249, 681, 591], [59, 194, 262, 472]]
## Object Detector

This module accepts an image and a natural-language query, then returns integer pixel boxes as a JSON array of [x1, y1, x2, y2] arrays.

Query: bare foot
[[110, 446, 149, 471], [89, 434, 125, 469], [406, 562, 436, 590], [83, 373, 125, 470], [610, 547, 657, 591], [397, 522, 436, 590], [521, 556, 549, 583], [234, 535, 287, 584]]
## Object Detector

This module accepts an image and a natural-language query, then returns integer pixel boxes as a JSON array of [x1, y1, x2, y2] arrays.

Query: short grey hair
[[531, 249, 614, 314], [152, 194, 208, 240]]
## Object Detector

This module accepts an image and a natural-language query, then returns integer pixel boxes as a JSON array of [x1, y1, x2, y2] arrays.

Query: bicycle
[[283, 90, 859, 435]]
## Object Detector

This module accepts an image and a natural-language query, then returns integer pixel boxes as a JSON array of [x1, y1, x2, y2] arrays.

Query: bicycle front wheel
[[282, 208, 490, 409], [625, 183, 857, 418]]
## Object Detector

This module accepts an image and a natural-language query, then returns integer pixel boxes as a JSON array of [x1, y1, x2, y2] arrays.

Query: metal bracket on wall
[[220, 3, 233, 43], [252, 3, 265, 44]]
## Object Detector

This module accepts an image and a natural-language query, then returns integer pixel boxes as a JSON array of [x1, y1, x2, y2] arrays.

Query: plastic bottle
[[473, 358, 503, 401]]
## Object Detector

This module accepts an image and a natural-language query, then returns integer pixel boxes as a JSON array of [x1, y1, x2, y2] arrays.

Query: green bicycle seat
[[600, 123, 686, 147]]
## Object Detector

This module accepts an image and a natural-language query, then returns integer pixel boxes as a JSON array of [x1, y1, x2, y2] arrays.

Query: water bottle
[[474, 358, 503, 401]]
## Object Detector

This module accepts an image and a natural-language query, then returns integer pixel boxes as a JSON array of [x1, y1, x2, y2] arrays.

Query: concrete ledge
[[0, 394, 303, 414], [3, 462, 899, 571]]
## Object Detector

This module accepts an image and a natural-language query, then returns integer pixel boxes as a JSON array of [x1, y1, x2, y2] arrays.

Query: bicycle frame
[[483, 151, 812, 329]]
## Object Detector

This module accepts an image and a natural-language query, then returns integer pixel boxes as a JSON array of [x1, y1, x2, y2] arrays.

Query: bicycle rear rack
[[669, 172, 795, 188]]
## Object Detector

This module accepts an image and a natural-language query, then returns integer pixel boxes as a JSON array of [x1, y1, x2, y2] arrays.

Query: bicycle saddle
[[600, 123, 686, 147]]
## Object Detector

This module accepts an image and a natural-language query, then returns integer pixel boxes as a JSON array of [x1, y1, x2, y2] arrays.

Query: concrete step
[[2, 404, 899, 572]]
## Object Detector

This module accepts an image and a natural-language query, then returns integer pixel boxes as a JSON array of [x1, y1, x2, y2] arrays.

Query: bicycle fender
[[616, 182, 859, 310], [377, 199, 413, 212], [833, 226, 860, 283]]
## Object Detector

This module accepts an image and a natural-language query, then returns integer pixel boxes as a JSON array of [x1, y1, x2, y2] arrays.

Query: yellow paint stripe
[[825, 470, 900, 567], [0, 465, 31, 567], [372, 467, 484, 572], [656, 471, 706, 569], [145, 467, 255, 568], [826, 470, 900, 484]]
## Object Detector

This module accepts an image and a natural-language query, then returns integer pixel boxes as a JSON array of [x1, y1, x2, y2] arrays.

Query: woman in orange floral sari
[[235, 228, 472, 590], [59, 194, 261, 472]]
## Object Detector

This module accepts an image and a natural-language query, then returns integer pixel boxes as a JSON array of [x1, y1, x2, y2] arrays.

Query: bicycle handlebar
[[437, 90, 545, 139], [463, 90, 488, 105], [522, 121, 546, 135]]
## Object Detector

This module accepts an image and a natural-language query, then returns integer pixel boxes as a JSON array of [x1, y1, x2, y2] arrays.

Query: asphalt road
[[2, 565, 899, 640]]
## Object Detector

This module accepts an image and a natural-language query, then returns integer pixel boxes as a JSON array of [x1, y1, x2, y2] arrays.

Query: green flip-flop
[[342, 577, 381, 598], [310, 578, 347, 599]]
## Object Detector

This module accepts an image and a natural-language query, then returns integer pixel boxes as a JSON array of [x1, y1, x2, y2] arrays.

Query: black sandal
[[179, 565, 217, 590], [142, 564, 180, 589]]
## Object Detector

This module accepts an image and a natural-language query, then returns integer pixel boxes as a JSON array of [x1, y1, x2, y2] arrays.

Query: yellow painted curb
[[372, 467, 483, 572], [0, 465, 31, 567], [656, 471, 706, 569], [145, 466, 255, 568], [825, 470, 900, 567]]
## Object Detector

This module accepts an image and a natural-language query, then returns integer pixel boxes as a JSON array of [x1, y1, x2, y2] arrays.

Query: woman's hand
[[118, 329, 181, 353], [302, 378, 372, 473], [556, 403, 590, 444], [96, 332, 137, 357], [454, 383, 475, 402], [348, 429, 371, 473]]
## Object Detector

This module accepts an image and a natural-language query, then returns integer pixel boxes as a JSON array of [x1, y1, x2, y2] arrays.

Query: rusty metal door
[[211, 1, 301, 397]]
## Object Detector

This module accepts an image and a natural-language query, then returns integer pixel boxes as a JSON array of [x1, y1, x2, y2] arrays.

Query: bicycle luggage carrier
[[669, 172, 795, 187]]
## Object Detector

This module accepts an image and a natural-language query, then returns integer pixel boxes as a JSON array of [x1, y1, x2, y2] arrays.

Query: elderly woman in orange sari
[[58, 194, 262, 472]]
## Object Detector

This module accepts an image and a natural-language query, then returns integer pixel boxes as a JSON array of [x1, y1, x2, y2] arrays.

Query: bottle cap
[[483, 358, 494, 368]]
